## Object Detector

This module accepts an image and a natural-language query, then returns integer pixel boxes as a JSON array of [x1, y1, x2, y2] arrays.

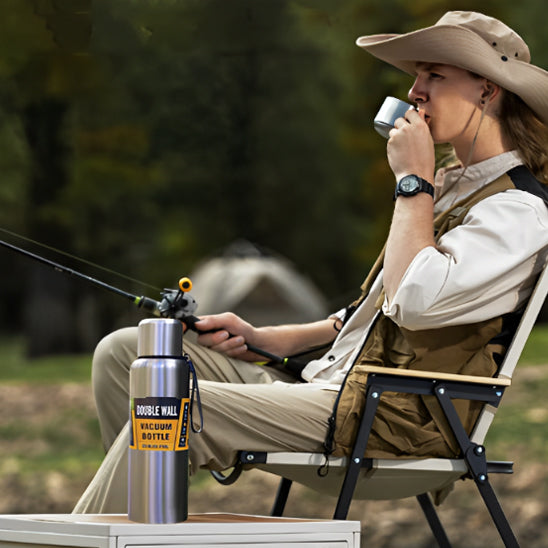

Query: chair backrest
[[471, 260, 548, 444], [499, 262, 548, 380]]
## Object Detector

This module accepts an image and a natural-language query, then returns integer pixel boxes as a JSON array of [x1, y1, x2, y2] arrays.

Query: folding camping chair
[[212, 261, 548, 548]]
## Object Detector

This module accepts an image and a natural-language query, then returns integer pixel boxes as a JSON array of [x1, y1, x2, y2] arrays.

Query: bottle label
[[129, 396, 190, 451]]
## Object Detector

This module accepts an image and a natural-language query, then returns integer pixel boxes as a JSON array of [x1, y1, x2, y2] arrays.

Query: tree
[[0, 0, 544, 354]]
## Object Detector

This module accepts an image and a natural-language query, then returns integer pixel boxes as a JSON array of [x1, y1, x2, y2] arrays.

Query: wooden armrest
[[362, 365, 511, 386]]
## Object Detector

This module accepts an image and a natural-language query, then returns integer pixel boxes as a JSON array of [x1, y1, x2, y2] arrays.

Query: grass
[[0, 335, 102, 510], [0, 335, 92, 383], [481, 323, 548, 461], [518, 324, 548, 364], [485, 366, 548, 461]]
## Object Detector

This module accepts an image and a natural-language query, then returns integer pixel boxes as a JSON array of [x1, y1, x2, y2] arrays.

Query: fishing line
[[0, 226, 161, 293]]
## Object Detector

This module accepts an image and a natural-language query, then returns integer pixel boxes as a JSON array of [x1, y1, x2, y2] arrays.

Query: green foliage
[[0, 0, 546, 341], [0, 112, 30, 231]]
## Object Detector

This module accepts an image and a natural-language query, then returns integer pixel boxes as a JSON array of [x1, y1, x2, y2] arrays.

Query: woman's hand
[[188, 312, 261, 361], [185, 313, 340, 364], [387, 109, 435, 183]]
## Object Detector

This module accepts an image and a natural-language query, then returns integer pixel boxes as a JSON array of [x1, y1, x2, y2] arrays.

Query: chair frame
[[236, 369, 516, 548], [213, 262, 548, 548]]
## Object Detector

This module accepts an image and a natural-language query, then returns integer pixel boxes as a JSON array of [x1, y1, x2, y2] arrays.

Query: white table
[[0, 513, 361, 547]]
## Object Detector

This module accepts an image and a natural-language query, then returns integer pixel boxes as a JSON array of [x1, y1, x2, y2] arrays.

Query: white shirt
[[301, 151, 548, 387]]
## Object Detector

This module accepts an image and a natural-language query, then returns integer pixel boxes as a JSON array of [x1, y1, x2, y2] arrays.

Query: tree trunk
[[21, 98, 83, 356]]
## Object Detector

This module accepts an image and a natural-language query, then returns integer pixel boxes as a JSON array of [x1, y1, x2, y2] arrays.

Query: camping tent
[[189, 241, 328, 326]]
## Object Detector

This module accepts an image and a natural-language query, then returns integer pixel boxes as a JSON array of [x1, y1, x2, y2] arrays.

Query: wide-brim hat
[[356, 11, 548, 125]]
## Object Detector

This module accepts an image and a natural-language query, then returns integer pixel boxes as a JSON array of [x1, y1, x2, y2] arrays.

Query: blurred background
[[0, 2, 548, 545], [2, 0, 546, 355]]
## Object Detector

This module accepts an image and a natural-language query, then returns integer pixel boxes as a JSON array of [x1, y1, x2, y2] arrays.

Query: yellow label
[[129, 396, 190, 451]]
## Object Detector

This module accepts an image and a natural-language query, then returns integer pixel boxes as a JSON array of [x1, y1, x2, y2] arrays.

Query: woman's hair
[[498, 90, 548, 184], [435, 74, 548, 183]]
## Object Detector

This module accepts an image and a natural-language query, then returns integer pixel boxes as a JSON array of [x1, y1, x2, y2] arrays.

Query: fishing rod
[[0, 237, 195, 319], [0, 237, 306, 374]]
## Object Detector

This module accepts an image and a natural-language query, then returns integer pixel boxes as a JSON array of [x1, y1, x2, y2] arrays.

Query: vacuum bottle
[[128, 318, 190, 523]]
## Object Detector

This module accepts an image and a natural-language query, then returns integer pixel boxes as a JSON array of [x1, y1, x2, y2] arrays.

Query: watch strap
[[394, 175, 434, 200]]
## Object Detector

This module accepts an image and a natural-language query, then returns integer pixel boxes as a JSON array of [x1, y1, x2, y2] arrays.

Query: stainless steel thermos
[[128, 318, 190, 523]]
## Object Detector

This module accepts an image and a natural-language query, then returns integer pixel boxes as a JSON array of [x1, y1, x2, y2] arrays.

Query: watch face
[[400, 176, 419, 193], [394, 175, 433, 200]]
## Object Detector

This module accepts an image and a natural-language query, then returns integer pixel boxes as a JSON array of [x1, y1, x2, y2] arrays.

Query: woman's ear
[[480, 81, 500, 104]]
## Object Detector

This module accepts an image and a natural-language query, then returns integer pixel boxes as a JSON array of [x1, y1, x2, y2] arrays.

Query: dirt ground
[[0, 377, 546, 547]]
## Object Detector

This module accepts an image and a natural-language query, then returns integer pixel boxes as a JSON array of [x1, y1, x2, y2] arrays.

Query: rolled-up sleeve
[[383, 190, 548, 330]]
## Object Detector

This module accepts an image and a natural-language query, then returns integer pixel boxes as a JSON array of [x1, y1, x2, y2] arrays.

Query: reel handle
[[179, 277, 192, 292]]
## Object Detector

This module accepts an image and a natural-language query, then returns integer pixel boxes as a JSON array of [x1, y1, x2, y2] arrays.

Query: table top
[[0, 513, 361, 536]]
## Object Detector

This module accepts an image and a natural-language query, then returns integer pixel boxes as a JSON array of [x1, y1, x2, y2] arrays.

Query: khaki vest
[[330, 173, 519, 459]]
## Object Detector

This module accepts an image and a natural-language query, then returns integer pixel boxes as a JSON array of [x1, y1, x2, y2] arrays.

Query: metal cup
[[374, 96, 414, 138]]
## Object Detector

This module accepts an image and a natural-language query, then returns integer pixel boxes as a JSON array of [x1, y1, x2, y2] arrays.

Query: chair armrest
[[362, 365, 511, 387]]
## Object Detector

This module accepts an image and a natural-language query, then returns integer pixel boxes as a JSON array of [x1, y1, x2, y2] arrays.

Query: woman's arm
[[383, 192, 436, 301], [383, 109, 436, 301], [190, 313, 338, 362]]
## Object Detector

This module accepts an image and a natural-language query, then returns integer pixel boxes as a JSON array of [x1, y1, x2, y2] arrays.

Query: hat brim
[[357, 25, 548, 125]]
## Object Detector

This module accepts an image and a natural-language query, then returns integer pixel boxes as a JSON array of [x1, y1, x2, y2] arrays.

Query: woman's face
[[408, 63, 486, 148]]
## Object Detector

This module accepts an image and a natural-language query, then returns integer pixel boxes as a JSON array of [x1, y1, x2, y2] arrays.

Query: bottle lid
[[137, 318, 183, 357]]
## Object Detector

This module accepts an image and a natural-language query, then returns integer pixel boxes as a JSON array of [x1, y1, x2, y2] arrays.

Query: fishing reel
[[156, 277, 198, 320], [136, 277, 197, 320]]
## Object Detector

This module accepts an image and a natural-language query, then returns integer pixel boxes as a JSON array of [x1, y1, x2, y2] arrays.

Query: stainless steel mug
[[374, 96, 414, 138]]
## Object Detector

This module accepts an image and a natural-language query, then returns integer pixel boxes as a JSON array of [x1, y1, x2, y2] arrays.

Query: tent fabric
[[189, 242, 327, 326]]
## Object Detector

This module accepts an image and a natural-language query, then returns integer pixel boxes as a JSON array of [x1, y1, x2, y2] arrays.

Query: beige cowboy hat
[[356, 11, 548, 124]]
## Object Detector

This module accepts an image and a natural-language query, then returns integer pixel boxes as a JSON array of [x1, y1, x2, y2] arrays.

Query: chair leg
[[271, 477, 292, 517], [333, 387, 382, 520], [434, 390, 520, 547], [473, 478, 520, 548], [417, 493, 452, 548]]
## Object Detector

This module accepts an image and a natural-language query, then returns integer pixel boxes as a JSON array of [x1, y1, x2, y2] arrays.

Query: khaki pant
[[73, 327, 337, 513]]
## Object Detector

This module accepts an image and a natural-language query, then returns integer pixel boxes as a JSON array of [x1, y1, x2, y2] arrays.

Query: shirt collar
[[434, 151, 523, 214]]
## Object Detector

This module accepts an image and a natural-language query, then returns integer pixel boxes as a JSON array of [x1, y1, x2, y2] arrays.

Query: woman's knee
[[92, 327, 138, 395]]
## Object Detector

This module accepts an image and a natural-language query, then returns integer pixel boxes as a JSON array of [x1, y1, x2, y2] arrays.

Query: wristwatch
[[394, 174, 434, 200]]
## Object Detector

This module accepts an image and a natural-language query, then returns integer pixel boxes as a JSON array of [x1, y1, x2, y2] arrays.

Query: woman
[[74, 11, 548, 513], [364, 11, 548, 308]]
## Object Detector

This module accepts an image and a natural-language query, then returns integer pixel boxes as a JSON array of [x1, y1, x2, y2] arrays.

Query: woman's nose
[[408, 79, 427, 104]]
